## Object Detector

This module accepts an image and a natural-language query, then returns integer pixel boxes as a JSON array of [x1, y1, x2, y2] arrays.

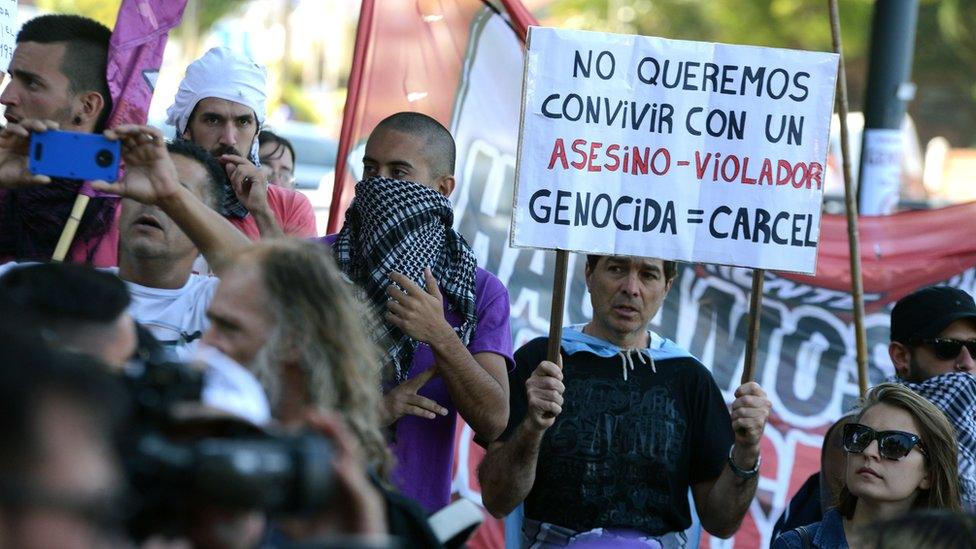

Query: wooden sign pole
[[51, 193, 90, 262], [829, 0, 870, 397], [546, 249, 570, 365], [741, 269, 765, 384]]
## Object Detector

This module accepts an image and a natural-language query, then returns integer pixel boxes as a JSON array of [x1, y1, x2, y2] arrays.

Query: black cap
[[890, 286, 976, 343]]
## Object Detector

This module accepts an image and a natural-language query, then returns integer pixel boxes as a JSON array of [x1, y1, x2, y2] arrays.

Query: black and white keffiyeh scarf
[[896, 372, 976, 509], [333, 176, 478, 384]]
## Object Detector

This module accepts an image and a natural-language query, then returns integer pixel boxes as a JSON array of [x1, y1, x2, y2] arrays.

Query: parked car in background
[[265, 121, 337, 191]]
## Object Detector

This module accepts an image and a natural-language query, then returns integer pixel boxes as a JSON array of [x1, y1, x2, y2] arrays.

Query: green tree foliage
[[36, 0, 122, 27], [36, 0, 242, 59], [543, 0, 873, 52], [174, 0, 245, 59], [913, 0, 976, 146]]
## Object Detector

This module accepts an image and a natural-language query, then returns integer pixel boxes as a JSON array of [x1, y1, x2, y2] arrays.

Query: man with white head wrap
[[167, 47, 316, 240]]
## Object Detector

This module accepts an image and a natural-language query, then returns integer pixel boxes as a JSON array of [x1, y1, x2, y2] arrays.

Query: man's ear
[[583, 260, 593, 291], [435, 174, 455, 197], [74, 91, 105, 131], [889, 341, 913, 379]]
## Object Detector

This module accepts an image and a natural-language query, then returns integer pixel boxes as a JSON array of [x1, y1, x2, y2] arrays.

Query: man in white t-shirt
[[0, 122, 251, 361], [99, 127, 252, 360], [108, 138, 222, 359]]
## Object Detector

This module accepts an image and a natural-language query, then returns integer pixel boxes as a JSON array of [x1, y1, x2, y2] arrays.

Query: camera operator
[[201, 238, 442, 547], [88, 124, 437, 545], [0, 275, 395, 549]]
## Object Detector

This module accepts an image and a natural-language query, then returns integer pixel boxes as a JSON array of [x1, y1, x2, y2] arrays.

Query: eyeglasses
[[910, 337, 976, 361], [258, 164, 295, 185], [843, 423, 927, 460]]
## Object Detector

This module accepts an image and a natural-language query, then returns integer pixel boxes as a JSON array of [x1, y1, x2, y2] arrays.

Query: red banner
[[331, 2, 976, 547]]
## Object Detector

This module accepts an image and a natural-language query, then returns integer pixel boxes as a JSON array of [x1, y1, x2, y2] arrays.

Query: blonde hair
[[240, 239, 393, 478], [837, 383, 961, 517]]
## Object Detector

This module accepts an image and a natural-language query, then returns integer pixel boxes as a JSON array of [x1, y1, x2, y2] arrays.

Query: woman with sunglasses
[[772, 383, 962, 548]]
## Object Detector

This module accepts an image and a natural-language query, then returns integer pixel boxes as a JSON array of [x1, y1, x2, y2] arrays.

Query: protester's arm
[[691, 382, 770, 538], [91, 125, 250, 273], [219, 154, 284, 238], [157, 186, 251, 274], [385, 269, 509, 441], [0, 119, 59, 188], [478, 360, 563, 517]]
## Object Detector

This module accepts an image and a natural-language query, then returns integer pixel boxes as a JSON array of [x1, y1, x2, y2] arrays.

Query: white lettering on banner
[[948, 268, 976, 295], [511, 27, 839, 274], [671, 267, 900, 428]]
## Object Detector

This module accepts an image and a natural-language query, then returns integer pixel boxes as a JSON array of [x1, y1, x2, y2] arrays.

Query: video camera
[[120, 328, 335, 541]]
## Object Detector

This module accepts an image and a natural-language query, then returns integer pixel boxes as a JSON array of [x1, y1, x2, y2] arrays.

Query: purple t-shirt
[[318, 234, 514, 512]]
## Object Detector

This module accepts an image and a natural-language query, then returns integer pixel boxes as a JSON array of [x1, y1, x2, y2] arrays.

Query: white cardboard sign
[[511, 27, 839, 274], [0, 0, 15, 72]]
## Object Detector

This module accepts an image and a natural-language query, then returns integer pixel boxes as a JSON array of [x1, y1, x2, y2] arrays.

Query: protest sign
[[0, 0, 16, 72], [512, 27, 839, 275]]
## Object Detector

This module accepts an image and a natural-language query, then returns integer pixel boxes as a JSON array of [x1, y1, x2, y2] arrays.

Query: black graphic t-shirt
[[500, 336, 734, 536]]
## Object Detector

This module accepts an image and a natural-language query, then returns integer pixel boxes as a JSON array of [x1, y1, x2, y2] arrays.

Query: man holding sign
[[483, 24, 834, 545], [480, 253, 771, 546]]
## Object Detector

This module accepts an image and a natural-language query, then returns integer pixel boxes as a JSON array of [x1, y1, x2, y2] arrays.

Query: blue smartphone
[[28, 130, 121, 182]]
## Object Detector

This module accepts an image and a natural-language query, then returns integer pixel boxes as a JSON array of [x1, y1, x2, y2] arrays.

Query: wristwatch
[[727, 444, 761, 479]]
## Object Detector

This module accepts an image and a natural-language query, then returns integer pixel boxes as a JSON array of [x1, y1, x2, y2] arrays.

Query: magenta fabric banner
[[81, 0, 187, 197]]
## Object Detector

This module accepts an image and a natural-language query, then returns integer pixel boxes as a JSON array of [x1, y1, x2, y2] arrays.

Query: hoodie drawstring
[[617, 348, 656, 381]]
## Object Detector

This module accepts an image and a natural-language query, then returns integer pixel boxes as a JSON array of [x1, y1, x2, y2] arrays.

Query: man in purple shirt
[[320, 111, 513, 513]]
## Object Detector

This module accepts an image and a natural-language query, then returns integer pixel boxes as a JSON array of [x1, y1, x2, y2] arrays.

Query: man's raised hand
[[219, 153, 270, 213], [90, 125, 181, 205], [0, 119, 58, 188]]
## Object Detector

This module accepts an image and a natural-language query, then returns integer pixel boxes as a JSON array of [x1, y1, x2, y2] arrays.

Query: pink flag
[[81, 0, 188, 197]]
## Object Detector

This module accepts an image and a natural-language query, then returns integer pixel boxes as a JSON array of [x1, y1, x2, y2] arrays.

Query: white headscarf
[[166, 47, 267, 161]]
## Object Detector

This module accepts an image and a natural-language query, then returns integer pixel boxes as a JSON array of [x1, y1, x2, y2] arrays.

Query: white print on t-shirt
[[103, 267, 219, 362]]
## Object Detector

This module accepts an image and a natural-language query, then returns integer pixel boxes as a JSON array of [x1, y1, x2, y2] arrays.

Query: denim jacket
[[770, 508, 848, 549]]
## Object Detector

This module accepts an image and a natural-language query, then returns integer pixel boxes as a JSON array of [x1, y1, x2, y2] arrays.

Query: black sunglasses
[[910, 337, 976, 361], [843, 423, 927, 461]]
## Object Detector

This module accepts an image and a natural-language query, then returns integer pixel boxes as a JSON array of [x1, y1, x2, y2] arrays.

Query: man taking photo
[[0, 14, 118, 264]]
